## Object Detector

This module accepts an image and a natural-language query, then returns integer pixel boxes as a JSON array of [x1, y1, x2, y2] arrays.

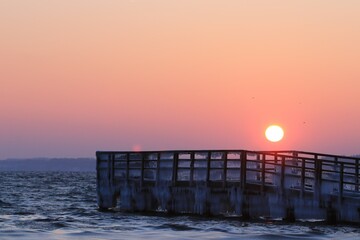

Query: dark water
[[0, 172, 359, 240]]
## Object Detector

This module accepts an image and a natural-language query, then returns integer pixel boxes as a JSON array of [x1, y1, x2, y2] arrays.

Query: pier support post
[[284, 206, 295, 222], [326, 202, 338, 224], [314, 155, 322, 206], [240, 151, 250, 219], [241, 195, 250, 220], [97, 153, 117, 209]]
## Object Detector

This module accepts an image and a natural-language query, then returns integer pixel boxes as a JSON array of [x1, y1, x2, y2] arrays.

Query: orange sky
[[1, 1, 360, 158]]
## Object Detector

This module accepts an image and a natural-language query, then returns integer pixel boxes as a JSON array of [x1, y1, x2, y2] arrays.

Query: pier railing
[[97, 150, 360, 222], [97, 150, 360, 196]]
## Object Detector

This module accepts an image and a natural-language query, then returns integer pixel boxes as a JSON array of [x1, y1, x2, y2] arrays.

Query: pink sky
[[1, 1, 360, 158]]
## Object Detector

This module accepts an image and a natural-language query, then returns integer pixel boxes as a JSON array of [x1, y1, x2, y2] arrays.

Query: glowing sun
[[265, 125, 284, 142]]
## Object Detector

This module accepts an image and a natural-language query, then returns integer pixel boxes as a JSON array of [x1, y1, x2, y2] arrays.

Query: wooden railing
[[97, 150, 360, 198]]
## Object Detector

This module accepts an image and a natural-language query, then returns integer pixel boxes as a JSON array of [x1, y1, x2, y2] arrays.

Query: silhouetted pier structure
[[96, 150, 360, 223]]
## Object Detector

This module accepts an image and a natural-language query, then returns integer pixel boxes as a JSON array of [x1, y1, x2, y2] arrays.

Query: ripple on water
[[155, 223, 199, 231]]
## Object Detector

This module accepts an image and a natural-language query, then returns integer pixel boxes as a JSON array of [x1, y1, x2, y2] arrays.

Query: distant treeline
[[0, 158, 95, 172]]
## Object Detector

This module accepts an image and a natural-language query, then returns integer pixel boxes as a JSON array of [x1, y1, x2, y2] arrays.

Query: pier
[[96, 150, 360, 223]]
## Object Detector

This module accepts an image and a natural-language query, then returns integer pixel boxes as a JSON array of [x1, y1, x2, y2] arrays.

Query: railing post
[[256, 153, 261, 181], [261, 153, 266, 193], [355, 159, 359, 192], [301, 158, 305, 198], [339, 163, 344, 202], [126, 153, 129, 182], [281, 156, 285, 193], [172, 152, 179, 186], [141, 152, 145, 187], [240, 151, 247, 189], [190, 152, 195, 186], [223, 151, 228, 188], [240, 151, 250, 219], [314, 155, 322, 205], [109, 153, 114, 183], [206, 151, 211, 185], [156, 152, 160, 184]]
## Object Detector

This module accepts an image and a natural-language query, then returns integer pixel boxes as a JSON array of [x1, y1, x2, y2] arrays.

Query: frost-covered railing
[[96, 150, 360, 222], [97, 150, 359, 194]]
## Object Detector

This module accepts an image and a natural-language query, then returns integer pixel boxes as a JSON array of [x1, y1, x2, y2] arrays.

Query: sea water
[[0, 172, 359, 240]]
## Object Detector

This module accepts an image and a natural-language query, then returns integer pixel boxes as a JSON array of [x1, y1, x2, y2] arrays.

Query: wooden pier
[[96, 150, 360, 223]]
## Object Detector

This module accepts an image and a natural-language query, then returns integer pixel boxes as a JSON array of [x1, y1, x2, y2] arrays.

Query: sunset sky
[[1, 1, 360, 159]]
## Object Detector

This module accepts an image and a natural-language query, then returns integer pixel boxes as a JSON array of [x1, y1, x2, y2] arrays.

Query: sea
[[0, 172, 359, 240]]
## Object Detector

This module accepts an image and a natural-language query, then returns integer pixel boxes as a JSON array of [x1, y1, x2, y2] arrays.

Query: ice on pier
[[97, 150, 360, 223]]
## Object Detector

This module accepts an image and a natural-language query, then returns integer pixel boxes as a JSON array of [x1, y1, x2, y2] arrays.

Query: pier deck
[[96, 150, 360, 223]]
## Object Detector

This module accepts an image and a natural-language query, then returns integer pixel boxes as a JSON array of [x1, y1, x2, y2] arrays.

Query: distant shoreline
[[0, 158, 96, 172]]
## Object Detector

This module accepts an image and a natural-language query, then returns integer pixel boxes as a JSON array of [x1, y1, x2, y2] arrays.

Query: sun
[[265, 125, 284, 142]]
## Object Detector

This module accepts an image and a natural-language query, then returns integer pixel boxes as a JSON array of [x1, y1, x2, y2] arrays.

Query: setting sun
[[265, 125, 284, 142]]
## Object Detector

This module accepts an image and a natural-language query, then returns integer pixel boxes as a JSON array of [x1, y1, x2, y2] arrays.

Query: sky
[[1, 0, 360, 159]]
